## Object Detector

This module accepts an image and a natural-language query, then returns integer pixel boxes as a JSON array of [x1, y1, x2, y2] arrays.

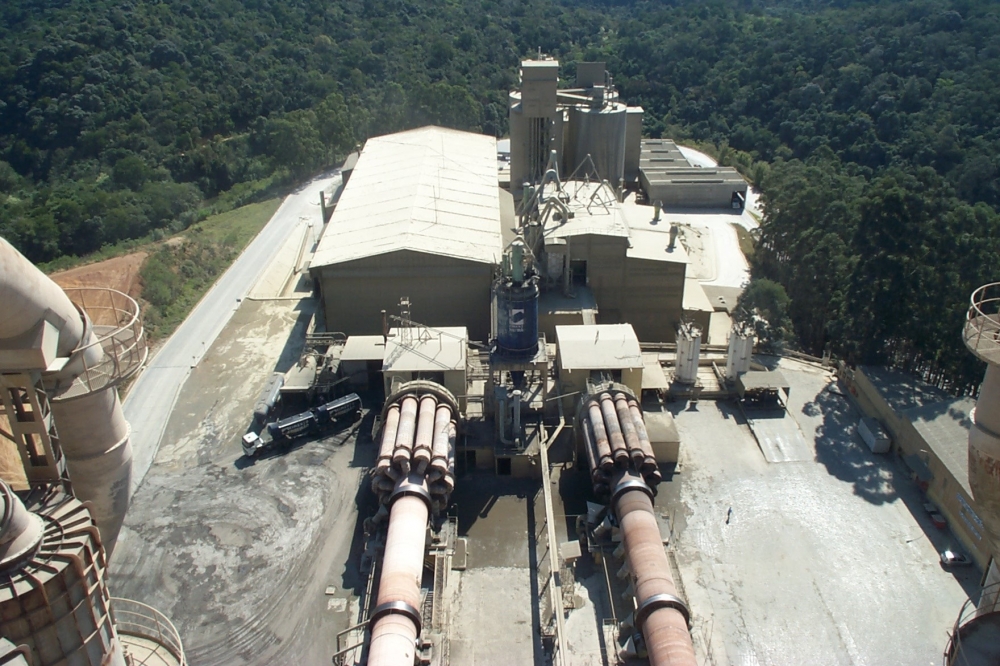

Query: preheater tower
[[963, 283, 1000, 564]]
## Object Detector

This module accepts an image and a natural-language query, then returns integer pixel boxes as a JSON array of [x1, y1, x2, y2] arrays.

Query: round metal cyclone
[[369, 600, 422, 636]]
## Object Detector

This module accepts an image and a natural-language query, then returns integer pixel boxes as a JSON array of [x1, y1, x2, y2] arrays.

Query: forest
[[1, 0, 998, 390]]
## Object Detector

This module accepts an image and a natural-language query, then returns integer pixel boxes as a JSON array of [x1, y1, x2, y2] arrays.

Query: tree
[[735, 278, 793, 354]]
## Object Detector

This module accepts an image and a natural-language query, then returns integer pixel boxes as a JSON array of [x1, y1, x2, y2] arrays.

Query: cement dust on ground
[[110, 297, 365, 666], [667, 357, 974, 665]]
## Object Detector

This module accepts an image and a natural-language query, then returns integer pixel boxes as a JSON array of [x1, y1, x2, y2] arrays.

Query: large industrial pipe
[[413, 396, 437, 474], [392, 396, 418, 475], [368, 476, 430, 666], [614, 473, 696, 666], [600, 394, 629, 465], [578, 384, 695, 665], [587, 400, 613, 469], [0, 237, 135, 554], [368, 382, 460, 664]]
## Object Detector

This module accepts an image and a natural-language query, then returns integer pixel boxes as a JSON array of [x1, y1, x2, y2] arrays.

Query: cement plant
[[2, 59, 999, 666]]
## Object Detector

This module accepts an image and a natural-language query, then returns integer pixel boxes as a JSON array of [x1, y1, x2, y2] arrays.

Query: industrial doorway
[[496, 457, 512, 476], [570, 260, 587, 286]]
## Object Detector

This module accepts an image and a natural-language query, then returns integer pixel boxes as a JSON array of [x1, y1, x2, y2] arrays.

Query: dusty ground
[[666, 357, 976, 665], [109, 296, 374, 666], [50, 251, 147, 299]]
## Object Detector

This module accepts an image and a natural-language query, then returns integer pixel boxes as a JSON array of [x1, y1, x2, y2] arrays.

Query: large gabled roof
[[312, 126, 502, 269]]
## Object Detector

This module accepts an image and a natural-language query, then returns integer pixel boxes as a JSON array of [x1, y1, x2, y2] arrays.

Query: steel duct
[[0, 237, 136, 555], [368, 382, 459, 665]]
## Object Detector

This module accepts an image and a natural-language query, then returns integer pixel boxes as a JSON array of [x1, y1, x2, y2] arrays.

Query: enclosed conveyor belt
[[367, 381, 459, 666], [578, 385, 695, 666]]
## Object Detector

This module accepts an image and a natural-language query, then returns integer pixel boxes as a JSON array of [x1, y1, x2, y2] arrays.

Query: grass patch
[[140, 198, 281, 338], [733, 223, 756, 261]]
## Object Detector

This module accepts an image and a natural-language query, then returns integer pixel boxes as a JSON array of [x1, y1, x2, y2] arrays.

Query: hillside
[[2, 0, 998, 388]]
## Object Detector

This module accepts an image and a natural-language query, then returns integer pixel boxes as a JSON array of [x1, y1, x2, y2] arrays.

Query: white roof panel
[[556, 324, 643, 371], [313, 127, 503, 268]]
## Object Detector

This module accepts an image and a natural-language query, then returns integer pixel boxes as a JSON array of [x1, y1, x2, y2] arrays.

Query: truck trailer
[[242, 393, 362, 457]]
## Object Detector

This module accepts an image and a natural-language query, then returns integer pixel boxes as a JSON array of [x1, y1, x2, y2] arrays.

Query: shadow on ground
[[808, 385, 896, 504]]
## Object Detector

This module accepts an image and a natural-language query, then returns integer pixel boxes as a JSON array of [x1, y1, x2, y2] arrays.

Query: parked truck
[[253, 373, 285, 426], [242, 393, 362, 457]]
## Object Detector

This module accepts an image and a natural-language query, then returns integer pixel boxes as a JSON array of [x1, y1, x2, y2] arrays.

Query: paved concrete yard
[[666, 357, 977, 665]]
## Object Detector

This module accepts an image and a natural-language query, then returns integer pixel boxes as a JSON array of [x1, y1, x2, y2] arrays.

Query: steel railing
[[963, 282, 1000, 364], [61, 288, 147, 396], [944, 581, 1000, 664], [111, 597, 186, 666]]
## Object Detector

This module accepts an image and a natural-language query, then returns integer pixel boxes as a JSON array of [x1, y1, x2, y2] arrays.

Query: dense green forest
[[1, 0, 998, 390]]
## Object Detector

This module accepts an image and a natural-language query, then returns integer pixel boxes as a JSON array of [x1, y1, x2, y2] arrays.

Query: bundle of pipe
[[579, 387, 696, 666], [580, 390, 660, 495], [0, 237, 134, 555], [372, 387, 457, 514], [367, 382, 458, 666]]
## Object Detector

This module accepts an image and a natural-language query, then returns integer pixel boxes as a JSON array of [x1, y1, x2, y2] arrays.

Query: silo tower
[[944, 282, 1000, 664]]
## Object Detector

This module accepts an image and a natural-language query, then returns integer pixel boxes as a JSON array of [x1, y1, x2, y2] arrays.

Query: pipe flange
[[635, 593, 690, 630], [369, 600, 422, 635], [610, 477, 654, 510], [389, 480, 432, 510]]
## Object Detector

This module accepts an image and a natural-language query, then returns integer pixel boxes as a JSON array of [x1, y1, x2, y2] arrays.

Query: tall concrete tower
[[944, 282, 1000, 664], [963, 283, 1000, 565]]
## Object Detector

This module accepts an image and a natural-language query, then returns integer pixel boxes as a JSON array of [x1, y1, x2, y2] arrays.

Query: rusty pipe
[[615, 394, 643, 468], [413, 395, 437, 475], [392, 396, 418, 474], [377, 404, 401, 479], [614, 472, 695, 666], [368, 474, 430, 666], [429, 404, 452, 480], [587, 400, 613, 470], [600, 394, 629, 465], [628, 399, 658, 470]]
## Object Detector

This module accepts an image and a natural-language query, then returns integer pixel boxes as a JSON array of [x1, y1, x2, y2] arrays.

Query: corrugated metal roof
[[556, 324, 642, 370], [312, 127, 502, 268]]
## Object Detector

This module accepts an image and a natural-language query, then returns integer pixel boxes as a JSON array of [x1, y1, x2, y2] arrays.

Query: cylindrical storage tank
[[494, 278, 539, 358], [568, 103, 627, 185], [969, 379, 1000, 555], [725, 330, 754, 382], [0, 492, 125, 666], [674, 324, 702, 386]]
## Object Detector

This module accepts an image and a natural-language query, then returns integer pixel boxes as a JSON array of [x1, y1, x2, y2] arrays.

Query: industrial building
[[3, 57, 997, 666], [309, 127, 504, 342], [640, 140, 748, 209]]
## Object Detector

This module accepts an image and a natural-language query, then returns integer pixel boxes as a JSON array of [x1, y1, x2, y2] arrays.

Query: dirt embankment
[[50, 251, 148, 299]]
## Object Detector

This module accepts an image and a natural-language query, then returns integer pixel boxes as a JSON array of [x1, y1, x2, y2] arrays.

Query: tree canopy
[[1, 0, 998, 389]]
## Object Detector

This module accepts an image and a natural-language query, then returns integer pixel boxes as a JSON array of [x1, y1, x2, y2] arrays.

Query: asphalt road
[[123, 171, 341, 493]]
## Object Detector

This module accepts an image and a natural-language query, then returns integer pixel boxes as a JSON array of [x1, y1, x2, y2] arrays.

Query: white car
[[940, 550, 972, 567]]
